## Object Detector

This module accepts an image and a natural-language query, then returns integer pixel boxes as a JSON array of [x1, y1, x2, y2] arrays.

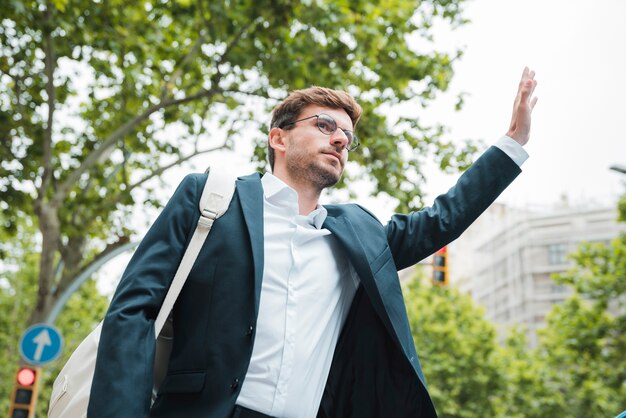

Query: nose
[[329, 129, 349, 150]]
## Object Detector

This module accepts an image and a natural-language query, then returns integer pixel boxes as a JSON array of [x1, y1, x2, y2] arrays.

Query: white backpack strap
[[154, 167, 237, 335]]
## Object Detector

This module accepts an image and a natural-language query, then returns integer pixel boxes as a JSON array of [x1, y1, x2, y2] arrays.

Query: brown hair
[[268, 86, 362, 170]]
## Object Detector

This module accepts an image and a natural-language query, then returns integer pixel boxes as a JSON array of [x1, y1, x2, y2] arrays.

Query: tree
[[404, 273, 507, 417], [0, 217, 109, 416], [495, 327, 566, 418], [403, 275, 571, 418], [1, 0, 477, 331], [534, 194, 626, 417]]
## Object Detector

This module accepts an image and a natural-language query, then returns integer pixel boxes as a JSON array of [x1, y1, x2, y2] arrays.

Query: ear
[[268, 127, 287, 153]]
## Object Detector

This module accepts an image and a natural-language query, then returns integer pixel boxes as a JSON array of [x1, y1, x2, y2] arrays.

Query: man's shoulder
[[324, 203, 381, 224], [237, 172, 262, 181], [179, 171, 260, 188]]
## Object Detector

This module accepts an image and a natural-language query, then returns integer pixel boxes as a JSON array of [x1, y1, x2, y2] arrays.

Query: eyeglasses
[[280, 113, 359, 151]]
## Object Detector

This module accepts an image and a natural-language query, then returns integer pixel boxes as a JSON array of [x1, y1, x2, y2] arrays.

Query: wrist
[[496, 136, 529, 167], [506, 130, 528, 146]]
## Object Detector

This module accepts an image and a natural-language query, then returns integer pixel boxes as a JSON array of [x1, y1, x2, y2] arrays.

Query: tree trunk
[[30, 203, 60, 325]]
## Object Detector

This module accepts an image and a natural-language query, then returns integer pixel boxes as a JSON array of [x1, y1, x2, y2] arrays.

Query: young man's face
[[279, 105, 353, 190]]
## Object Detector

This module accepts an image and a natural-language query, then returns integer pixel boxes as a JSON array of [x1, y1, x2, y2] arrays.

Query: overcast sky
[[416, 0, 626, 211]]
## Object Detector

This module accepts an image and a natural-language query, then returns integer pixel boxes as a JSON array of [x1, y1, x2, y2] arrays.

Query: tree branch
[[161, 30, 207, 100], [57, 234, 86, 285], [131, 143, 230, 191], [94, 142, 230, 215], [54, 235, 130, 297], [223, 88, 273, 101], [218, 17, 263, 68], [53, 87, 222, 206], [204, 16, 262, 92], [159, 87, 221, 108], [36, 2, 56, 209], [11, 74, 28, 127], [53, 103, 159, 205]]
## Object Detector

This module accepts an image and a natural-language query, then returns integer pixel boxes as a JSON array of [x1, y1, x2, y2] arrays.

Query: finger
[[529, 79, 538, 97], [528, 69, 536, 80], [530, 96, 538, 110], [518, 67, 529, 88], [521, 66, 529, 80], [520, 79, 533, 100]]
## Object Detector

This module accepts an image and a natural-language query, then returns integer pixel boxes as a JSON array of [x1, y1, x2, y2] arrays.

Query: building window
[[533, 273, 552, 294], [551, 283, 569, 294], [548, 243, 568, 265]]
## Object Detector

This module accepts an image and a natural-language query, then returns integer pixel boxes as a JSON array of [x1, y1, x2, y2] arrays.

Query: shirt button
[[230, 378, 239, 390], [246, 325, 254, 336]]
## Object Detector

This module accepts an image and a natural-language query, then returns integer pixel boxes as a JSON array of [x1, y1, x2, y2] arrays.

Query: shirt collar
[[261, 173, 328, 229]]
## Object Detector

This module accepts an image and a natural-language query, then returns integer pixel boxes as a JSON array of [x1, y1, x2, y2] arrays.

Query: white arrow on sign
[[32, 329, 52, 362]]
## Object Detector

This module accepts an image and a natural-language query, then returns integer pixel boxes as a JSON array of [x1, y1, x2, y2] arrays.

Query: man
[[89, 68, 538, 418]]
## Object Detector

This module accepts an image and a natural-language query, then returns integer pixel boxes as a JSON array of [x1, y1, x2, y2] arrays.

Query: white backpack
[[48, 168, 236, 418]]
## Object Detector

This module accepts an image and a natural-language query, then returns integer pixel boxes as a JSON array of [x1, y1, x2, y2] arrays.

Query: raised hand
[[506, 67, 538, 146]]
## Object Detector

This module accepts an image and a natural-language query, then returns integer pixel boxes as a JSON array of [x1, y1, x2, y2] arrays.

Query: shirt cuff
[[494, 135, 529, 167]]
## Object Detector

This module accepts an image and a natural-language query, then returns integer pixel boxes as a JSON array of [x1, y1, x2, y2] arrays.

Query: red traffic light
[[10, 366, 40, 418], [17, 368, 36, 386]]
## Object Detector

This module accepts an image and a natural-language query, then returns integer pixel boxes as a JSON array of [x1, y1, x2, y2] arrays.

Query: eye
[[317, 115, 336, 134]]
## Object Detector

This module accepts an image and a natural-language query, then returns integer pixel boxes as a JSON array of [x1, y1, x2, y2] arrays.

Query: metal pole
[[609, 164, 626, 174], [44, 241, 138, 324]]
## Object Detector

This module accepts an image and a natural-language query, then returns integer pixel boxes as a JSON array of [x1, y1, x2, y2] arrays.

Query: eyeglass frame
[[279, 113, 359, 151]]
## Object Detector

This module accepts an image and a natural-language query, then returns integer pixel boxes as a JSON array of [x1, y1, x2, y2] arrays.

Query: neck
[[294, 186, 321, 215], [272, 170, 322, 215]]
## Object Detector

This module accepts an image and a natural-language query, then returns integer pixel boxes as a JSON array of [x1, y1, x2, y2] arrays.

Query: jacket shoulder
[[324, 203, 383, 226]]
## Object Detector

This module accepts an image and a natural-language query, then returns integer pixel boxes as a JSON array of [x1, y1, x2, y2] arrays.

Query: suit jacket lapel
[[235, 173, 264, 317], [323, 215, 404, 351]]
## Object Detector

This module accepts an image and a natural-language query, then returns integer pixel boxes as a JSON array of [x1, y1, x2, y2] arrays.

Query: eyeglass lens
[[317, 114, 357, 150]]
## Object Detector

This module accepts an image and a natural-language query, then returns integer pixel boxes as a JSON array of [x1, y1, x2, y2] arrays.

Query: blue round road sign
[[19, 323, 63, 366]]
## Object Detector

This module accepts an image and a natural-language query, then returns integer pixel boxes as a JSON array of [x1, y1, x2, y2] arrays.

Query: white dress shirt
[[235, 136, 526, 417], [236, 174, 359, 418], [495, 135, 528, 166]]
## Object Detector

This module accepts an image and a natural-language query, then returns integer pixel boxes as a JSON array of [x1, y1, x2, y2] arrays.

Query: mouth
[[323, 150, 343, 163]]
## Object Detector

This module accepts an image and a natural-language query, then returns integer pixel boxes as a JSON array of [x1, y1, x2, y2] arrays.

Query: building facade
[[448, 203, 624, 347]]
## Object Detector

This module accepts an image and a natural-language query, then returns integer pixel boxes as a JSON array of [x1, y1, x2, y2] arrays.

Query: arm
[[386, 68, 538, 269], [88, 174, 204, 418], [386, 146, 520, 269]]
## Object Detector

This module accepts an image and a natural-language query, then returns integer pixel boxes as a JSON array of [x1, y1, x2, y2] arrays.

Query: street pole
[[44, 241, 138, 324], [610, 164, 626, 175]]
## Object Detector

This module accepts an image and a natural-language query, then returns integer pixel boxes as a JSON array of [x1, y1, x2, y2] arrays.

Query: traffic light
[[9, 366, 40, 418], [432, 246, 448, 286]]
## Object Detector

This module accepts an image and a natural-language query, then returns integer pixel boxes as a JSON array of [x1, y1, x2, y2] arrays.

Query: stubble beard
[[287, 151, 343, 192]]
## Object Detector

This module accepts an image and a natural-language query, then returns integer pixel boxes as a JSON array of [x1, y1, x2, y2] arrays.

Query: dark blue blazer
[[89, 146, 520, 418]]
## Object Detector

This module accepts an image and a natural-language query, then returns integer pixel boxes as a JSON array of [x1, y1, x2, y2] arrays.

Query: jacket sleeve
[[88, 174, 205, 418], [385, 146, 521, 270]]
